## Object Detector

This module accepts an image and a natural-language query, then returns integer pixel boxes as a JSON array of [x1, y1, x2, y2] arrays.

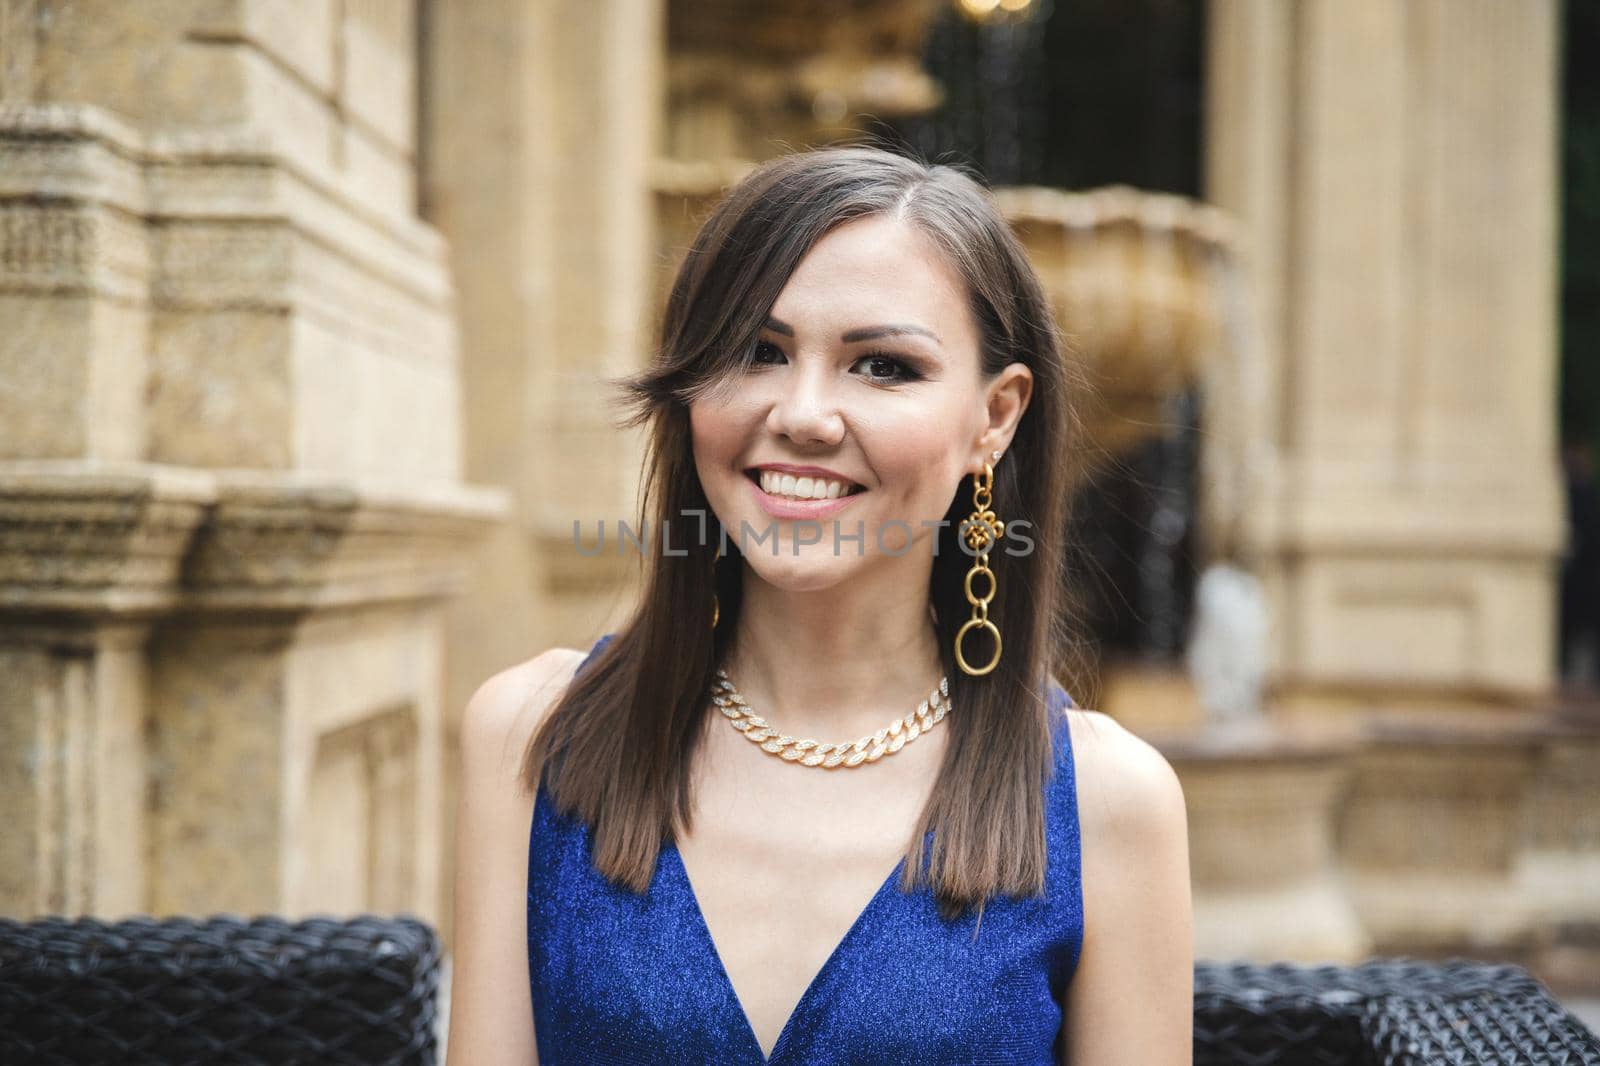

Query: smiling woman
[[447, 145, 1193, 1065]]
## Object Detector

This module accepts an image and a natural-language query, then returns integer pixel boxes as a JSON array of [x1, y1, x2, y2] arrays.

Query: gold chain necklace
[[711, 670, 950, 769]]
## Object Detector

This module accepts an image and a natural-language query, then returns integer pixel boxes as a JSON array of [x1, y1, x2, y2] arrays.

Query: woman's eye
[[855, 352, 921, 383], [751, 340, 785, 365], [747, 341, 920, 384]]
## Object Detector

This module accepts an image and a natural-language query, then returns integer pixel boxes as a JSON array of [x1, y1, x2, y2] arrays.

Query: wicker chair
[[1196, 957, 1600, 1065], [0, 915, 439, 1066], [2, 915, 1597, 1064]]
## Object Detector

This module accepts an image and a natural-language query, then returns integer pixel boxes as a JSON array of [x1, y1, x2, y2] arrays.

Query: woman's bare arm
[[1059, 710, 1194, 1065], [445, 646, 588, 1066]]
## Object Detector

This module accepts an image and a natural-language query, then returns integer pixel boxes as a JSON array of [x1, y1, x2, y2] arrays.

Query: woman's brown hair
[[522, 144, 1081, 922]]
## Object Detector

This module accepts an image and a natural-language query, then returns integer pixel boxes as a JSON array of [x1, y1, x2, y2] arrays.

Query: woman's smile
[[744, 466, 866, 520]]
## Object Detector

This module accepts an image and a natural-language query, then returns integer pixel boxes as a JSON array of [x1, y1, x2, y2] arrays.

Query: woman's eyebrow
[[763, 316, 942, 346]]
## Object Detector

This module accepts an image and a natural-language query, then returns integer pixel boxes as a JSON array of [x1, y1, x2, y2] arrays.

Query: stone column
[[423, 0, 660, 680], [0, 0, 504, 922], [0, 625, 148, 916], [0, 465, 211, 916], [1204, 0, 1565, 711], [421, 0, 663, 941]]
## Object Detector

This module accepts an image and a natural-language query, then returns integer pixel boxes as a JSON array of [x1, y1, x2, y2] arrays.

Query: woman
[[449, 146, 1193, 1064]]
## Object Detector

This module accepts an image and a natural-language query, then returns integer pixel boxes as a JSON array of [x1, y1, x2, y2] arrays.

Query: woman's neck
[[722, 564, 946, 741]]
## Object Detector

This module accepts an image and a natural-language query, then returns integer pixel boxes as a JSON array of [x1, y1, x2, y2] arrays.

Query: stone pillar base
[[0, 461, 506, 920]]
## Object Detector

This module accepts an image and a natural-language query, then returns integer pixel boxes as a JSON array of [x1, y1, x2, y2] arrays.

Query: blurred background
[[1, 0, 1595, 1032]]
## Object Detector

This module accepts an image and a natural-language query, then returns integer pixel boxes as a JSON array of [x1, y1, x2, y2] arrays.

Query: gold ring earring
[[955, 461, 1003, 676]]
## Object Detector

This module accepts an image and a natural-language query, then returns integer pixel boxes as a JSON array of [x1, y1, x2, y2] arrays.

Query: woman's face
[[689, 212, 1030, 590]]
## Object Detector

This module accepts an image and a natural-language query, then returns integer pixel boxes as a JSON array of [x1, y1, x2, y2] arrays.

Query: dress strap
[[575, 632, 615, 678], [1049, 676, 1076, 710]]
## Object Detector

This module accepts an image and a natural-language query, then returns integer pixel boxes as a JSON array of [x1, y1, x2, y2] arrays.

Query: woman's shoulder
[[1064, 707, 1187, 848], [449, 646, 592, 1066], [1058, 709, 1194, 1060], [459, 646, 593, 785]]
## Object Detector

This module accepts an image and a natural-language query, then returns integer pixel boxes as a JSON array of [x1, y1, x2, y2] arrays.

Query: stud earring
[[955, 461, 1003, 676]]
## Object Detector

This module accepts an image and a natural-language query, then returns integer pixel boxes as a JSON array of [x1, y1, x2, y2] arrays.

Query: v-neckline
[[664, 835, 915, 1064]]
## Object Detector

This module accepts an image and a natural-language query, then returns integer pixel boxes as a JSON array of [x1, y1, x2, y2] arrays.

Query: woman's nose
[[765, 361, 845, 446]]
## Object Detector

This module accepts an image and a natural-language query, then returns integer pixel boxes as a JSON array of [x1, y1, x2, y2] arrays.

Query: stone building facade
[[0, 0, 503, 922], [1, 0, 1591, 984]]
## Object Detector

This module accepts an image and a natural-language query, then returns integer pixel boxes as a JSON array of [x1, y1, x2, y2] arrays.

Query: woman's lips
[[746, 472, 864, 520]]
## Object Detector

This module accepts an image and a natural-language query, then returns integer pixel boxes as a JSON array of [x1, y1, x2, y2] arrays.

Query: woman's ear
[[970, 362, 1033, 475]]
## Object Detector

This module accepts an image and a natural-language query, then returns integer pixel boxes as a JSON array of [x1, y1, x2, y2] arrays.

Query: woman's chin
[[742, 553, 863, 592]]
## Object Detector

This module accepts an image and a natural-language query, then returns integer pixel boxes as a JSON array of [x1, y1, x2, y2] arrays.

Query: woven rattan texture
[[1196, 957, 1600, 1066], [0, 915, 440, 1066]]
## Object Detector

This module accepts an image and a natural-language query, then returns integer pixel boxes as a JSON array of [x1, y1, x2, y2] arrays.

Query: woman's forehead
[[770, 216, 971, 341]]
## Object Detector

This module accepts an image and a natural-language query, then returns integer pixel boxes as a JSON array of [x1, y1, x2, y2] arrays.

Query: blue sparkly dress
[[526, 633, 1084, 1065]]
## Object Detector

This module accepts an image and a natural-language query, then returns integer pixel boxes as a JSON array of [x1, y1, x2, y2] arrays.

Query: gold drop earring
[[955, 453, 1005, 676], [711, 541, 723, 631]]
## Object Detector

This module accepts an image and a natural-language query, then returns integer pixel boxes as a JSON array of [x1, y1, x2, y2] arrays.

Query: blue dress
[[527, 633, 1084, 1064]]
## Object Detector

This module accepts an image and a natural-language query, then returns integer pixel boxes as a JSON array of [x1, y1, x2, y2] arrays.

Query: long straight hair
[[522, 145, 1082, 921]]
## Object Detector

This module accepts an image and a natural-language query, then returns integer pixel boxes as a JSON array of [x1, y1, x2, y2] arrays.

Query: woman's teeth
[[756, 470, 860, 501]]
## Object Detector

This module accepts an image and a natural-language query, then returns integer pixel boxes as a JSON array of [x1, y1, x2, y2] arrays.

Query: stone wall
[[1205, 0, 1565, 708], [0, 0, 503, 922], [2, 0, 1587, 980]]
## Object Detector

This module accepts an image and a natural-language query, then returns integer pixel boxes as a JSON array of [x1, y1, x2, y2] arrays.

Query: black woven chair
[[5, 918, 1597, 1065], [1196, 957, 1600, 1065], [0, 914, 439, 1066]]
